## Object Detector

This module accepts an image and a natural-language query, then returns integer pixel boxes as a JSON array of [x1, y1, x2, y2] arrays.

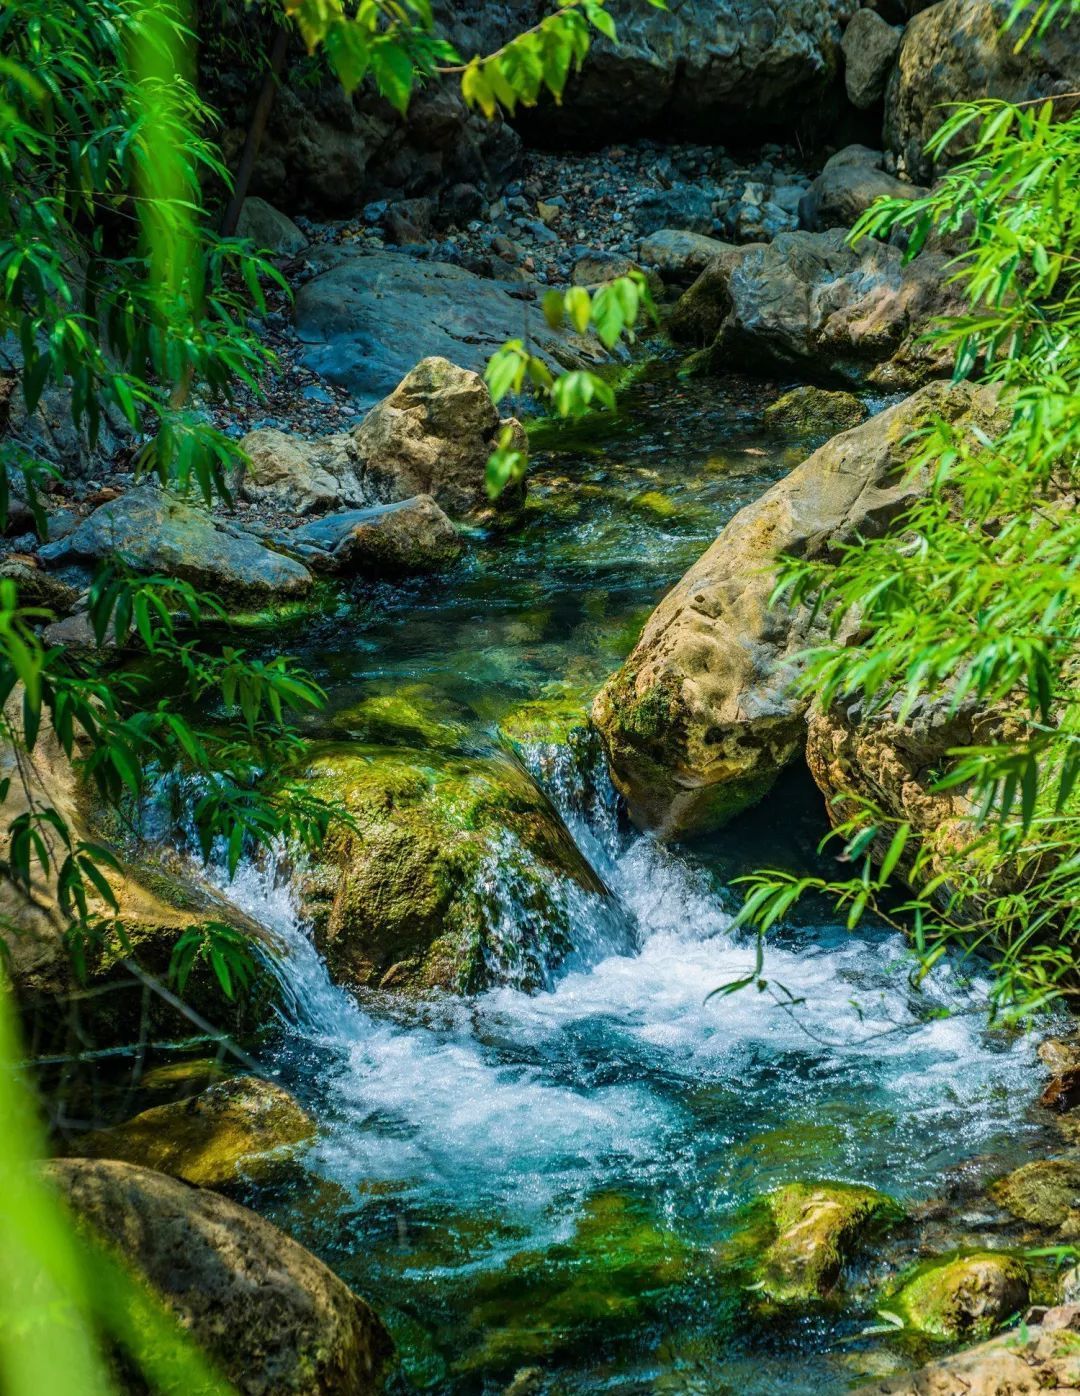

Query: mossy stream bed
[[223, 364, 1050, 1394]]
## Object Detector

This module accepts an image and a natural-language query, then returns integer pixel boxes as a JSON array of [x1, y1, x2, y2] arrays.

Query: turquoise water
[[226, 365, 1044, 1395]]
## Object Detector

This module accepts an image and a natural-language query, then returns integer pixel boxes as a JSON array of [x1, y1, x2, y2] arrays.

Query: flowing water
[[224, 365, 1044, 1394]]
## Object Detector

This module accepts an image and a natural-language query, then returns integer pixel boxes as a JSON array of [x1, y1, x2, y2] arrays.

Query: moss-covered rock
[[892, 1252, 1030, 1339], [762, 386, 867, 439], [297, 744, 607, 996], [990, 1158, 1080, 1236], [73, 1076, 315, 1188], [753, 1182, 902, 1303]]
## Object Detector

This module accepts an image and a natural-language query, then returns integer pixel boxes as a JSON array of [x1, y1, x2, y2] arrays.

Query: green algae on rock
[[990, 1158, 1080, 1236], [891, 1251, 1030, 1339], [762, 387, 868, 440], [297, 744, 609, 996], [73, 1076, 315, 1188]]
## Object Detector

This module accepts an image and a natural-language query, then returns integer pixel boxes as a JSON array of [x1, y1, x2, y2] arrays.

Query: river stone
[[293, 249, 604, 410], [799, 146, 922, 232], [885, 0, 1080, 182], [39, 486, 313, 604], [238, 428, 354, 515], [295, 745, 609, 997], [852, 1304, 1080, 1395], [0, 558, 79, 614], [72, 1077, 315, 1188], [47, 1158, 392, 1394], [634, 185, 715, 236], [350, 356, 526, 518], [669, 227, 961, 389], [235, 196, 308, 256], [756, 1182, 900, 1303], [592, 381, 1007, 837], [990, 1159, 1080, 1237], [638, 229, 737, 284], [763, 385, 867, 437], [290, 497, 462, 576], [841, 8, 901, 109], [893, 1252, 1030, 1339], [448, 1, 854, 143]]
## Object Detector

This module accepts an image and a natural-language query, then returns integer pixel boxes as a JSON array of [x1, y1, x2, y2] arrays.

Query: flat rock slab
[[293, 249, 604, 409], [40, 486, 312, 603]]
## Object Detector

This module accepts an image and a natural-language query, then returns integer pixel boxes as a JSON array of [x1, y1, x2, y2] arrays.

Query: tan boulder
[[237, 428, 354, 515], [592, 381, 1008, 836], [47, 1158, 392, 1394], [350, 356, 526, 518]]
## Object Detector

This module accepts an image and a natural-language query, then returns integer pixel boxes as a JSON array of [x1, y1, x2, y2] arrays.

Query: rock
[[235, 196, 308, 256], [634, 186, 714, 236], [799, 146, 922, 231], [592, 381, 1007, 837], [294, 249, 604, 411], [756, 1182, 901, 1303], [47, 1158, 392, 1394], [0, 558, 79, 614], [1040, 1038, 1080, 1076], [841, 8, 901, 109], [669, 227, 961, 389], [852, 1305, 1080, 1395], [349, 356, 526, 518], [893, 1252, 1030, 1339], [638, 229, 737, 284], [451, 1, 853, 144], [1041, 1068, 1080, 1114], [763, 385, 868, 437], [40, 486, 313, 604], [571, 250, 641, 287], [238, 427, 354, 515], [885, 0, 1080, 182], [289, 497, 461, 576], [295, 745, 611, 997], [990, 1159, 1080, 1237], [72, 1076, 315, 1188]]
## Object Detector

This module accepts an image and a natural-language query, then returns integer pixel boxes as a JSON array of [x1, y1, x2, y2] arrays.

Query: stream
[[225, 364, 1044, 1394]]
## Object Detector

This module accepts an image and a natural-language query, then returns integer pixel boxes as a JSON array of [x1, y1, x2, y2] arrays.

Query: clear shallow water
[[226, 366, 1043, 1394]]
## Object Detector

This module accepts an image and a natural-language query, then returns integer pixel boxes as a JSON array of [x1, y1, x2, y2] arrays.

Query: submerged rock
[[294, 250, 603, 410], [350, 357, 526, 518], [669, 227, 960, 389], [892, 1251, 1030, 1339], [290, 497, 462, 576], [296, 745, 610, 996], [40, 486, 313, 604], [885, 0, 1080, 183], [47, 1158, 392, 1394], [762, 385, 867, 438], [73, 1076, 315, 1188], [592, 381, 1007, 837], [755, 1181, 900, 1303], [990, 1159, 1080, 1237]]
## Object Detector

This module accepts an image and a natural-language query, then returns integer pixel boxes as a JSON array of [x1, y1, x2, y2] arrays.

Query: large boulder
[[591, 381, 1008, 837], [293, 249, 603, 410], [892, 1251, 1030, 1339], [295, 745, 611, 996], [799, 146, 923, 232], [669, 227, 960, 389], [853, 1305, 1080, 1395], [235, 197, 308, 257], [47, 1158, 392, 1394], [638, 229, 739, 285], [289, 497, 462, 576], [885, 0, 1080, 183], [841, 7, 901, 109], [73, 1077, 315, 1188], [447, 1, 856, 143], [350, 356, 525, 517], [762, 385, 868, 438], [40, 486, 313, 604]]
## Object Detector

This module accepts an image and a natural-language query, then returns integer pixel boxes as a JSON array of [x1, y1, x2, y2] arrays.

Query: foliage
[[738, 86, 1080, 1019]]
